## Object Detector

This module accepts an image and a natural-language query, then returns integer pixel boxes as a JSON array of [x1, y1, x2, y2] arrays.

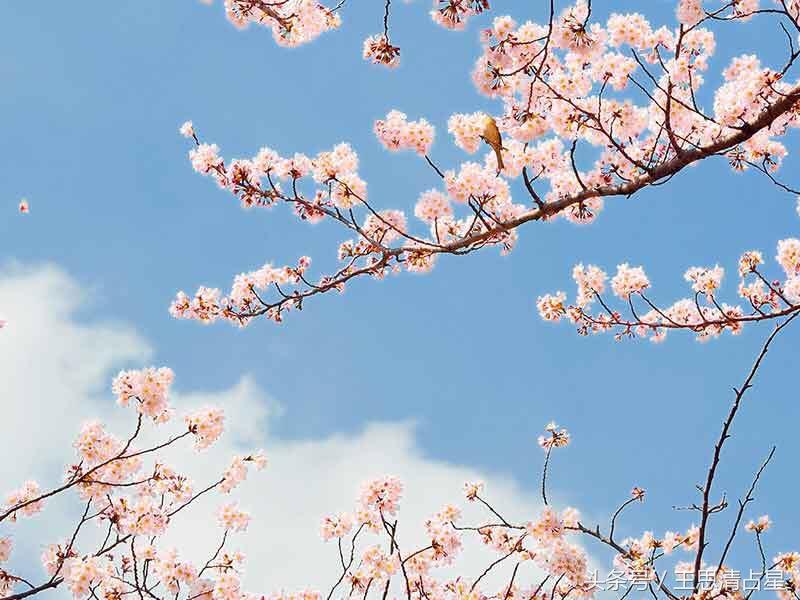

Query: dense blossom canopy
[[175, 0, 800, 338]]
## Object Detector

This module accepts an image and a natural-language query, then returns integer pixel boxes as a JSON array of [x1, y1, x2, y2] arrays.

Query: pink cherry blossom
[[611, 264, 650, 299], [430, 0, 489, 30], [374, 110, 435, 155], [217, 502, 251, 532], [363, 34, 400, 67], [359, 476, 403, 516], [185, 406, 225, 450], [414, 190, 452, 224], [112, 367, 175, 422], [320, 512, 354, 541], [777, 238, 800, 277], [214, 0, 341, 47], [676, 0, 704, 27], [745, 514, 771, 533], [4, 481, 44, 520], [0, 538, 11, 563], [220, 452, 265, 493], [537, 422, 570, 450], [684, 265, 724, 300], [189, 143, 223, 174], [179, 120, 195, 139], [536, 291, 567, 322]]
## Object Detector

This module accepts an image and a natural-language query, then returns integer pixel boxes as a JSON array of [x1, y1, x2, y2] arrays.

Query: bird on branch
[[480, 114, 505, 176]]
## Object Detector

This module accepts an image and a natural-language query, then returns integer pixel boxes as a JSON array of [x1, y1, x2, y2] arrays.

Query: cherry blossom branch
[[176, 0, 800, 329], [0, 419, 195, 523], [174, 76, 800, 329], [539, 249, 800, 342], [609, 490, 645, 542], [0, 368, 265, 600], [0, 415, 142, 523], [1, 579, 63, 600], [691, 312, 798, 591], [714, 446, 776, 578], [4, 352, 796, 600]]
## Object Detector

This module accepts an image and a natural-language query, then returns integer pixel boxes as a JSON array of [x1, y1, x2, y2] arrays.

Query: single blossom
[[745, 514, 772, 533], [179, 120, 195, 138], [538, 422, 570, 450], [362, 34, 400, 68], [185, 407, 225, 450]]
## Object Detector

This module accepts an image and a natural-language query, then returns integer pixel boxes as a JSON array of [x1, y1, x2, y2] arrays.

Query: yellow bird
[[480, 114, 505, 174]]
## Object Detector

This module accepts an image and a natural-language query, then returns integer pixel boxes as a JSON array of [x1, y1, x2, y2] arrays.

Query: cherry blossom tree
[[5, 2, 800, 600], [3, 319, 799, 600], [174, 0, 800, 338]]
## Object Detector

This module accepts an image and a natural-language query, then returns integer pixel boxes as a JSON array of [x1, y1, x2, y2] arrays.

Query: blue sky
[[1, 0, 799, 578]]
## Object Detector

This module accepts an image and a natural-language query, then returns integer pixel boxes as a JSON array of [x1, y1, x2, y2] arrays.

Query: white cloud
[[0, 264, 582, 596], [164, 417, 551, 594], [0, 262, 150, 481]]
